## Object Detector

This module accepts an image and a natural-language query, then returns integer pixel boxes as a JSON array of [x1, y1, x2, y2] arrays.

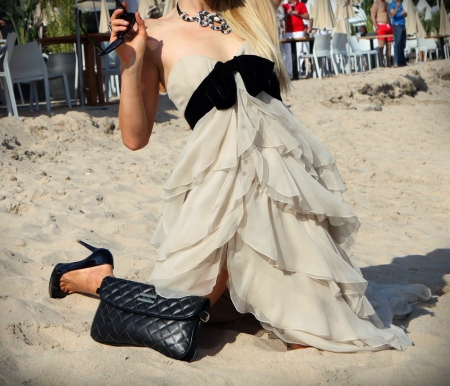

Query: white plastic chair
[[425, 38, 439, 60], [417, 38, 439, 62], [444, 39, 449, 59], [299, 34, 337, 79], [331, 33, 349, 74], [348, 36, 367, 72], [404, 38, 418, 62], [8, 41, 72, 112], [354, 37, 379, 71], [0, 32, 19, 120]]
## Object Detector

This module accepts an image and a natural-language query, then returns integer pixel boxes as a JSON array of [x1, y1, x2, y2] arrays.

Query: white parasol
[[99, 0, 111, 33], [404, 0, 427, 38], [138, 0, 159, 19], [439, 0, 450, 36], [334, 0, 358, 75], [310, 0, 336, 31], [163, 0, 176, 15]]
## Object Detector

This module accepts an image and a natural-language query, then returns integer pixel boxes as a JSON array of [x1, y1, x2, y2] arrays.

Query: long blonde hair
[[214, 0, 290, 93]]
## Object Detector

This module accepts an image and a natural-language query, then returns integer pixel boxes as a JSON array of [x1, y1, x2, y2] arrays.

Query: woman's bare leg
[[386, 42, 392, 67], [206, 267, 228, 307], [60, 265, 114, 296], [206, 268, 309, 349]]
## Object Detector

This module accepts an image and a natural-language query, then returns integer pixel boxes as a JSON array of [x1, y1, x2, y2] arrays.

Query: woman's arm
[[293, 3, 309, 20], [110, 4, 159, 150], [371, 3, 379, 31]]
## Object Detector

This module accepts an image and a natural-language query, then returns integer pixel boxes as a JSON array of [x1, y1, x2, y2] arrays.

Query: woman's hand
[[109, 1, 147, 66]]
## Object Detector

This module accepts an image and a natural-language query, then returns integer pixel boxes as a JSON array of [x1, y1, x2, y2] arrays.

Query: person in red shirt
[[282, 0, 309, 78]]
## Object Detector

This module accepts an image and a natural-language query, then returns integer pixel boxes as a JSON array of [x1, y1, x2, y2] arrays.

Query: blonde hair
[[214, 0, 290, 93]]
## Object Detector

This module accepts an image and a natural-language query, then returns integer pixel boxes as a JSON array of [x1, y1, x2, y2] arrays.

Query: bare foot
[[288, 343, 310, 350], [60, 264, 114, 296]]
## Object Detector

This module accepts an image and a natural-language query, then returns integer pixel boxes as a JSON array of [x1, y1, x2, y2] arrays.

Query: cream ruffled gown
[[148, 42, 431, 352]]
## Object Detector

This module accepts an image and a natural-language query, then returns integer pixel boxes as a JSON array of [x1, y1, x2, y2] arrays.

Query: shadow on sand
[[0, 93, 179, 123], [196, 248, 450, 359]]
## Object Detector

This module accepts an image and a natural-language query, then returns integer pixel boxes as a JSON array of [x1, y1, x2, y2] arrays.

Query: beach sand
[[1, 61, 450, 385]]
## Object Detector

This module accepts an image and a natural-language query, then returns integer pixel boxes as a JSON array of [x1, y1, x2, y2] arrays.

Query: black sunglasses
[[79, 0, 136, 56]]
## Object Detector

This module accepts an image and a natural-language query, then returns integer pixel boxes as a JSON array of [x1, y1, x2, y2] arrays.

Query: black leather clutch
[[90, 277, 211, 362]]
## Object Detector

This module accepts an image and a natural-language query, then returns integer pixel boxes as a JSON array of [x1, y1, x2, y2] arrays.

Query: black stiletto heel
[[49, 241, 114, 299]]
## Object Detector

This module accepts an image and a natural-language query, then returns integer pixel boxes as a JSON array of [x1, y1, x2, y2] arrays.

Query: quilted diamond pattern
[[90, 277, 210, 362]]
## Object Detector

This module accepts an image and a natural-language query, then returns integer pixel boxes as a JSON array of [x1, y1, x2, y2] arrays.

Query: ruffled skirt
[[149, 74, 431, 352]]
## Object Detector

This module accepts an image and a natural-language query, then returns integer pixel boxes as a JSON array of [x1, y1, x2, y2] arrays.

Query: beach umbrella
[[33, 2, 58, 38], [404, 0, 427, 38], [310, 0, 336, 30], [163, 0, 176, 15], [333, 0, 357, 34], [333, 0, 346, 33], [333, 0, 357, 75], [138, 0, 158, 19], [307, 0, 316, 14], [333, 18, 347, 33], [439, 0, 450, 35], [33, 3, 49, 27], [334, 0, 355, 20], [99, 0, 110, 32]]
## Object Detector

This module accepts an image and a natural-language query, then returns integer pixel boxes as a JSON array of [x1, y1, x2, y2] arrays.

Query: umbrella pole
[[345, 5, 352, 76], [93, 1, 99, 31], [75, 0, 85, 106]]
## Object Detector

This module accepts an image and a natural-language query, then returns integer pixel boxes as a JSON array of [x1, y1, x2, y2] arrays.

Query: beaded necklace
[[176, 2, 232, 34]]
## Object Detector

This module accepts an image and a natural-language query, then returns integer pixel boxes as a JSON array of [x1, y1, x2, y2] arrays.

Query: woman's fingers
[[110, 9, 127, 38], [112, 10, 147, 63], [134, 11, 147, 37]]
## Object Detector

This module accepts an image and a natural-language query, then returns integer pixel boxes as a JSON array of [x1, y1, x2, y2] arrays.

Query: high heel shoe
[[49, 240, 114, 299]]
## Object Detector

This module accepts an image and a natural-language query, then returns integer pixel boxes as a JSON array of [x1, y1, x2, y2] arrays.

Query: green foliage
[[419, 8, 441, 36], [361, 0, 374, 33], [41, 0, 78, 53], [2, 0, 39, 44]]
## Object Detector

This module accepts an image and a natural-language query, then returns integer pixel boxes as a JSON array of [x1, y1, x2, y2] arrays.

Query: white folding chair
[[358, 38, 380, 70], [8, 41, 72, 112], [417, 38, 439, 62], [299, 34, 337, 79], [0, 32, 19, 120], [348, 36, 367, 72], [331, 33, 349, 74], [404, 38, 418, 62], [424, 38, 439, 60], [444, 40, 450, 59]]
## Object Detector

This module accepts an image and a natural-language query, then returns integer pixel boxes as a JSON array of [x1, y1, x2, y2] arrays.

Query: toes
[[60, 279, 72, 294]]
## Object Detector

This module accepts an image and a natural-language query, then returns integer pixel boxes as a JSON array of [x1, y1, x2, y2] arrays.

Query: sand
[[1, 60, 450, 385]]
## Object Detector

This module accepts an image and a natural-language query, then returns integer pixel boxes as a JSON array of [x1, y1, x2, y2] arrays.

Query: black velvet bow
[[185, 55, 282, 129]]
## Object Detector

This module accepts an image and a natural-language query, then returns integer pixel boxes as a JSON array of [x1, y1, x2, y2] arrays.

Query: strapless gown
[[148, 42, 431, 352]]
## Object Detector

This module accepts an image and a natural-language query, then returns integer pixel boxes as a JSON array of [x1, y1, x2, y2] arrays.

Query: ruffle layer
[[149, 73, 431, 352]]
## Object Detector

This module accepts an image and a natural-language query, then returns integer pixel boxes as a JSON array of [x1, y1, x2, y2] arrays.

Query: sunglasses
[[79, 0, 136, 56]]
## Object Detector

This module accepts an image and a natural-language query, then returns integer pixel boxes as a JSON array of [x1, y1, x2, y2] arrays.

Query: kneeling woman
[[50, 0, 431, 353]]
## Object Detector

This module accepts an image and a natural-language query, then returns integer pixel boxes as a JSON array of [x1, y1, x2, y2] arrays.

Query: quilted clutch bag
[[90, 276, 211, 362]]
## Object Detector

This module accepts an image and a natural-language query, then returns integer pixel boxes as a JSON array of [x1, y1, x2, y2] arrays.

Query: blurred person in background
[[389, 0, 407, 67], [282, 0, 309, 78]]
